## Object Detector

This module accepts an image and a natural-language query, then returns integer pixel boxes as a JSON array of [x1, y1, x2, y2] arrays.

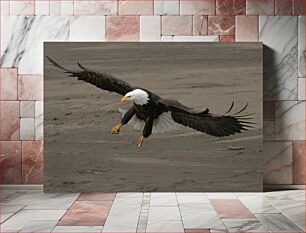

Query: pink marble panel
[[20, 101, 35, 118], [0, 101, 20, 140], [216, 0, 246, 15], [246, 0, 274, 15], [119, 0, 153, 15], [18, 75, 43, 100], [0, 141, 22, 184], [193, 16, 208, 36], [106, 16, 140, 41], [162, 16, 192, 36], [78, 192, 116, 201], [10, 0, 35, 15], [58, 201, 113, 226], [74, 0, 117, 15], [293, 0, 305, 15], [263, 101, 275, 120], [219, 35, 235, 42], [22, 141, 43, 184], [235, 15, 258, 41], [210, 199, 256, 219], [275, 0, 293, 15], [0, 69, 18, 100], [180, 0, 215, 15], [208, 16, 235, 36], [185, 229, 210, 233], [293, 140, 305, 184]]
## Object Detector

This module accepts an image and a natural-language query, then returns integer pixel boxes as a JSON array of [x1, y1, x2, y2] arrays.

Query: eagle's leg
[[137, 118, 153, 148], [112, 106, 135, 134]]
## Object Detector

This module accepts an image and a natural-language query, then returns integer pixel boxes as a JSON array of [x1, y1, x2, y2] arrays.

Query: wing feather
[[46, 56, 133, 96], [158, 99, 254, 137]]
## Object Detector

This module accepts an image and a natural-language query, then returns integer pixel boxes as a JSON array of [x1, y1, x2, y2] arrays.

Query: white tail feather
[[119, 108, 176, 134]]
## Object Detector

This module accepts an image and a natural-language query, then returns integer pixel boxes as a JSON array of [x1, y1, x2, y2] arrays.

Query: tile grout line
[[136, 192, 150, 232]]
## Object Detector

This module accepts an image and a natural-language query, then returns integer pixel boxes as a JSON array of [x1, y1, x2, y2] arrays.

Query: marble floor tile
[[238, 195, 279, 214], [116, 192, 143, 198], [146, 220, 184, 232], [0, 209, 66, 232], [20, 220, 58, 232], [256, 213, 304, 232], [1, 204, 25, 223], [222, 219, 268, 232], [206, 193, 237, 199], [148, 206, 181, 221], [52, 226, 103, 232], [176, 193, 210, 204], [261, 190, 305, 201], [150, 192, 178, 206], [78, 192, 116, 201]]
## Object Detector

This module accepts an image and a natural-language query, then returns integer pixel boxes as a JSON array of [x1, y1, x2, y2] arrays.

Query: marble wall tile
[[216, 0, 246, 15], [22, 141, 43, 184], [298, 16, 305, 78], [275, 101, 305, 140], [0, 101, 20, 140], [70, 16, 106, 41], [161, 36, 219, 42], [235, 15, 258, 41], [298, 78, 305, 100], [1, 0, 10, 15], [180, 0, 215, 15], [35, 1, 50, 15], [74, 1, 117, 15], [20, 118, 35, 140], [35, 101, 43, 140], [193, 16, 208, 36], [119, 0, 153, 15], [260, 16, 298, 100], [154, 0, 179, 15], [263, 121, 275, 141], [61, 1, 74, 16], [20, 101, 35, 118], [10, 0, 35, 15], [219, 35, 235, 42], [18, 75, 43, 100], [275, 0, 293, 15], [0, 141, 22, 184], [162, 16, 192, 36], [50, 1, 61, 15], [293, 140, 305, 184], [1, 16, 70, 74], [246, 0, 274, 15], [0, 68, 18, 100], [208, 16, 235, 35], [263, 101, 275, 120], [293, 0, 305, 15], [106, 16, 139, 41], [263, 141, 293, 184], [140, 16, 161, 41]]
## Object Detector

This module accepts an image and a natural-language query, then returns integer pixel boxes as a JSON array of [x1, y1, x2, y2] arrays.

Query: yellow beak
[[121, 96, 130, 104]]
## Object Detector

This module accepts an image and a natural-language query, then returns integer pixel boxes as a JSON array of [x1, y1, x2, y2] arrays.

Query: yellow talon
[[137, 136, 145, 148], [111, 124, 122, 134]]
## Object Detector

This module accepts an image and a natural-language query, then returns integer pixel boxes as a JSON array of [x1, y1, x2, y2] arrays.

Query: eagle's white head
[[121, 89, 149, 106]]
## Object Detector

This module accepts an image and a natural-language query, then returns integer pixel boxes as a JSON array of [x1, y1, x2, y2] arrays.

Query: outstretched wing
[[46, 56, 133, 96], [158, 99, 254, 137]]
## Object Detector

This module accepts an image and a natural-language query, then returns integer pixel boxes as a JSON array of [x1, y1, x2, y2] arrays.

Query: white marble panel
[[256, 214, 303, 232], [1, 0, 10, 15], [50, 1, 61, 15], [61, 1, 74, 15], [20, 118, 35, 140], [148, 206, 181, 221], [176, 193, 209, 204], [298, 16, 305, 78], [20, 220, 58, 232], [140, 16, 161, 41], [263, 141, 293, 184], [259, 16, 298, 100], [161, 35, 219, 41], [35, 1, 50, 15], [52, 226, 104, 232], [146, 221, 184, 232], [206, 192, 237, 199], [150, 193, 178, 206], [261, 190, 305, 201], [275, 101, 305, 140], [238, 195, 279, 214], [20, 101, 35, 118], [73, 1, 117, 15], [154, 0, 179, 15], [70, 16, 106, 41], [1, 16, 70, 74], [35, 101, 43, 140], [223, 219, 268, 232], [298, 78, 305, 100], [116, 192, 143, 198], [1, 204, 25, 223]]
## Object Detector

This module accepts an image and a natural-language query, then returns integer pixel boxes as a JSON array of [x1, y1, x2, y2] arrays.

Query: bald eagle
[[46, 57, 254, 148]]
